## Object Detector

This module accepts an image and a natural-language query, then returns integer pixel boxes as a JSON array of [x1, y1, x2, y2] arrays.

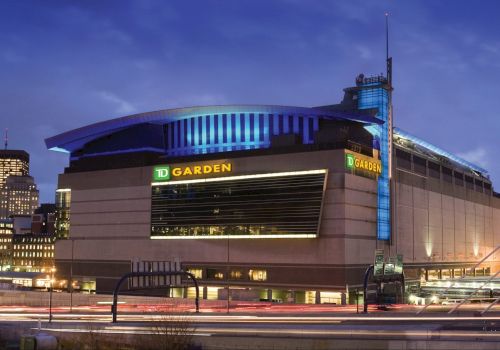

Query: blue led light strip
[[164, 113, 319, 157]]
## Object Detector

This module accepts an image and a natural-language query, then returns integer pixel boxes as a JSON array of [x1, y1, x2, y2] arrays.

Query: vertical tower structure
[[357, 76, 392, 241]]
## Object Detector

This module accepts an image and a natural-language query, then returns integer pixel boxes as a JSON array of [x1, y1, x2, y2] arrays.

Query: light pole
[[69, 239, 74, 313], [226, 236, 230, 314], [49, 267, 55, 323]]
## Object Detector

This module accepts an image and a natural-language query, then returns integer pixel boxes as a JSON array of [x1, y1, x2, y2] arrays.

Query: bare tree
[[133, 301, 196, 350]]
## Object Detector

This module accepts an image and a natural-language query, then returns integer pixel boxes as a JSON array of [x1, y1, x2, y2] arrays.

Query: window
[[396, 149, 411, 171], [474, 179, 483, 193], [454, 171, 464, 186], [229, 270, 243, 280], [206, 268, 224, 280], [186, 268, 202, 279], [428, 162, 440, 180], [465, 175, 474, 190], [442, 167, 452, 183], [151, 171, 326, 238], [413, 155, 427, 176], [249, 269, 267, 282]]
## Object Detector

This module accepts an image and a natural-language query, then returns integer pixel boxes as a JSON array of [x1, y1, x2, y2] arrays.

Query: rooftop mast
[[385, 12, 392, 87], [4, 128, 7, 150]]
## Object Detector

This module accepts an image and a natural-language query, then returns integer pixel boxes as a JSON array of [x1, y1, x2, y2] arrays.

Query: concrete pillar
[[267, 289, 273, 302], [183, 287, 187, 298], [203, 286, 208, 300], [341, 292, 347, 305], [315, 291, 321, 304]]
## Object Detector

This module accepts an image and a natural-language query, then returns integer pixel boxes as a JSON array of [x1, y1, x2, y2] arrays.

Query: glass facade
[[55, 189, 71, 239], [151, 171, 326, 238], [164, 113, 319, 156], [358, 80, 391, 241]]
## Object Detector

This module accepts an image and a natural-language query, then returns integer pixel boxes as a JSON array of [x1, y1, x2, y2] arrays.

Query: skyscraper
[[0, 176, 39, 219], [0, 150, 39, 219], [0, 150, 29, 188]]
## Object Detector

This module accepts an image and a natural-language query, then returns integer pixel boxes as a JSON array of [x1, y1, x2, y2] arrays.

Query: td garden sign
[[153, 162, 232, 181], [345, 153, 382, 175]]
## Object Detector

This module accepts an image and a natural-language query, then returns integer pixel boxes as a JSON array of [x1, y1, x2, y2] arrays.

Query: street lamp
[[48, 267, 56, 323]]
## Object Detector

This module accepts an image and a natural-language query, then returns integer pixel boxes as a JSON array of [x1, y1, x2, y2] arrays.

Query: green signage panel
[[346, 153, 355, 170], [374, 249, 385, 276], [153, 165, 171, 181], [384, 257, 396, 275], [394, 254, 404, 274]]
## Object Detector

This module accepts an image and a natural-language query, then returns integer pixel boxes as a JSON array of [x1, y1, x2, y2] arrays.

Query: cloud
[[98, 91, 136, 115], [355, 45, 372, 60], [457, 147, 489, 169]]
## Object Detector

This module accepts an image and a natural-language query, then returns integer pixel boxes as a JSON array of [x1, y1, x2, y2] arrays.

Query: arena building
[[45, 75, 500, 303]]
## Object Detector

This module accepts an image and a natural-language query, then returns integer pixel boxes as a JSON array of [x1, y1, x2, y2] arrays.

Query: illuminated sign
[[153, 163, 232, 181], [345, 153, 381, 175], [153, 166, 171, 181]]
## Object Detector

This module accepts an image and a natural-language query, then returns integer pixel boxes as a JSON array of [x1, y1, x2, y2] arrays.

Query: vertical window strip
[[203, 115, 209, 152], [302, 116, 309, 144], [249, 113, 255, 142], [168, 123, 173, 152], [308, 117, 314, 143], [230, 114, 235, 146], [222, 114, 228, 144], [272, 114, 279, 135], [260, 114, 266, 143], [244, 113, 251, 149], [298, 116, 304, 142], [210, 115, 215, 146], [236, 114, 242, 146], [195, 116, 200, 148], [283, 115, 289, 133], [218, 114, 224, 151], [293, 115, 299, 134]]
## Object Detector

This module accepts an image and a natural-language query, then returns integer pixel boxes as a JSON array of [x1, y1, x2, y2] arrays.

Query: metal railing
[[417, 245, 500, 315], [447, 270, 500, 314]]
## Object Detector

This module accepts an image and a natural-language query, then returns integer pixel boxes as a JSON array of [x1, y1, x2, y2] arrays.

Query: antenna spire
[[4, 128, 7, 150], [385, 12, 392, 88]]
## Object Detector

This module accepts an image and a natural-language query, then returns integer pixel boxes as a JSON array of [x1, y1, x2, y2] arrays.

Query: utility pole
[[48, 267, 56, 323], [226, 236, 230, 314]]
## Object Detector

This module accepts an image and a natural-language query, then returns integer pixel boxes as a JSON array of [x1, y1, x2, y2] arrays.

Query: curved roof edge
[[394, 127, 488, 175], [45, 104, 382, 153]]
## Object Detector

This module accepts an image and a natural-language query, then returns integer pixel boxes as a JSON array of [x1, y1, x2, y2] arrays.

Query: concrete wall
[[53, 148, 500, 293], [394, 169, 500, 270], [55, 149, 379, 292]]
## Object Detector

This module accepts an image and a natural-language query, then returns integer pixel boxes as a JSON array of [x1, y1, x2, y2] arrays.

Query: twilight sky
[[0, 0, 499, 202]]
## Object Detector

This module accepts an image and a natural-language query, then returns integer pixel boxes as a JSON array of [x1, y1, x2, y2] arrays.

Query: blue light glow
[[394, 127, 488, 175], [359, 84, 391, 241], [164, 112, 319, 157]]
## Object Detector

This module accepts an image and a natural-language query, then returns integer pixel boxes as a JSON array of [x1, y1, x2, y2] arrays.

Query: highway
[[2, 306, 500, 350]]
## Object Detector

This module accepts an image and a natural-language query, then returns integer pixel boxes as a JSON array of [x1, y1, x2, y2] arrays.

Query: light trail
[[38, 326, 500, 341], [3, 313, 500, 323]]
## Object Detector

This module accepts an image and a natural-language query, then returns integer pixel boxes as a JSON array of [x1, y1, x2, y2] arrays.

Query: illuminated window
[[206, 268, 224, 280], [229, 270, 243, 280], [249, 269, 267, 282], [186, 268, 203, 279]]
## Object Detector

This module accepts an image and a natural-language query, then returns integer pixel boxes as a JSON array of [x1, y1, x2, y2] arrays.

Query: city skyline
[[0, 0, 499, 202]]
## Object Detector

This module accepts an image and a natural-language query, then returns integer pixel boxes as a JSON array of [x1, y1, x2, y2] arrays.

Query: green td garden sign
[[153, 166, 171, 181], [345, 153, 382, 175]]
